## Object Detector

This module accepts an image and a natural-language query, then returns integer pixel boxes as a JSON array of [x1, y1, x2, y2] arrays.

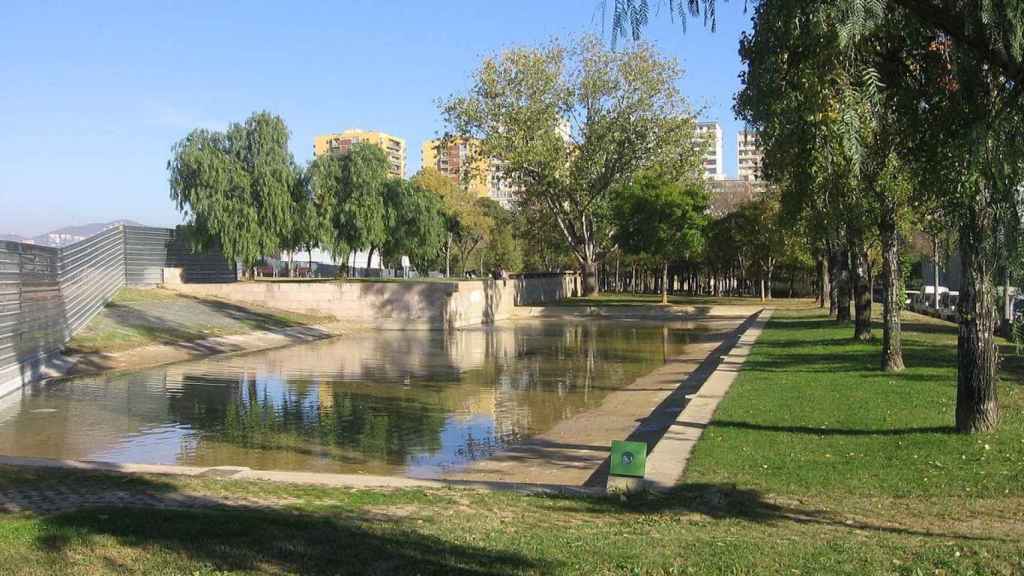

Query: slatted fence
[[0, 225, 235, 395]]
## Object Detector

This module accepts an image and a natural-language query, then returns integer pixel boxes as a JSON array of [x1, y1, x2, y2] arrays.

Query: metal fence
[[125, 226, 236, 286], [0, 225, 235, 396]]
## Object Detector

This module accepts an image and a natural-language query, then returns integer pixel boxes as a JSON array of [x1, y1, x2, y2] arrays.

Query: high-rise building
[[313, 130, 406, 179], [694, 122, 725, 180], [737, 130, 764, 183], [420, 138, 516, 207]]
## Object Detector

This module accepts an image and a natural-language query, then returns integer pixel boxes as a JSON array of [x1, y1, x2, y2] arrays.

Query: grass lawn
[[2, 306, 1021, 574], [64, 288, 333, 354]]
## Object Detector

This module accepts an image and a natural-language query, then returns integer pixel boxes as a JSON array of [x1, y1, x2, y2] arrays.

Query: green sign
[[609, 440, 647, 478]]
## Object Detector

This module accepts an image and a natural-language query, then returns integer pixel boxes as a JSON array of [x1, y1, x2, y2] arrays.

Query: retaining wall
[[171, 274, 579, 330]]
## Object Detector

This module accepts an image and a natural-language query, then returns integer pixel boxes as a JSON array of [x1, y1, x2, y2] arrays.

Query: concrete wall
[[170, 274, 578, 330]]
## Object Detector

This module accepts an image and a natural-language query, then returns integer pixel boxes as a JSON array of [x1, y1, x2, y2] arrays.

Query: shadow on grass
[[708, 420, 955, 436], [65, 295, 328, 357], [29, 473, 546, 576], [542, 482, 1008, 544]]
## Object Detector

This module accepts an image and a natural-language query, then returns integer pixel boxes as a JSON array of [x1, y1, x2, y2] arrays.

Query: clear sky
[[0, 1, 753, 237]]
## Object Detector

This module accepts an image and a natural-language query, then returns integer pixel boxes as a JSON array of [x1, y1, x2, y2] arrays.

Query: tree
[[613, 171, 707, 304], [411, 168, 492, 278], [311, 142, 390, 274], [168, 111, 298, 273], [479, 199, 524, 274], [286, 167, 325, 276], [442, 35, 697, 295], [731, 0, 1024, 429], [380, 179, 447, 274]]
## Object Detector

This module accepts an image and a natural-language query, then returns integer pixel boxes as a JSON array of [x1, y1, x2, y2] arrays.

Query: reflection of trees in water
[[165, 373, 448, 465], [159, 320, 690, 468], [464, 321, 693, 443]]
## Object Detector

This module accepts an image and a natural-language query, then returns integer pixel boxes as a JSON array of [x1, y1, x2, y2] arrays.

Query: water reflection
[[0, 319, 698, 477]]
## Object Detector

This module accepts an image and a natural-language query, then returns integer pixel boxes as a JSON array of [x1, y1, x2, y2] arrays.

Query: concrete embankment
[[168, 275, 579, 330], [61, 321, 351, 380]]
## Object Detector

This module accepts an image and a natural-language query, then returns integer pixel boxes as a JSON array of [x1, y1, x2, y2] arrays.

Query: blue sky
[[0, 1, 753, 237]]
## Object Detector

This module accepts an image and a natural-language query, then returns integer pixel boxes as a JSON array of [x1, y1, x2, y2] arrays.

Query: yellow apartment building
[[420, 138, 515, 206], [313, 129, 406, 179]]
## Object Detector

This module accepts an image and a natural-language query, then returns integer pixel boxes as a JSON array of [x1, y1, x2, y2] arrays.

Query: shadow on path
[[583, 311, 762, 488]]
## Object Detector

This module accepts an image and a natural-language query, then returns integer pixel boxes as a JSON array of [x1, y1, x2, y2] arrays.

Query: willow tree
[[308, 142, 391, 272], [442, 35, 695, 295], [168, 111, 298, 273], [380, 179, 447, 273]]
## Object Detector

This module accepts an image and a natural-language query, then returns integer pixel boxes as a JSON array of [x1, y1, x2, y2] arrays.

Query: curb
[[642, 308, 773, 492]]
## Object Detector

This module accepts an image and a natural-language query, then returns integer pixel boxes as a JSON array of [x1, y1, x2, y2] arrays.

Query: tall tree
[[613, 171, 707, 304], [411, 168, 492, 278], [380, 179, 447, 274], [442, 35, 696, 294], [310, 142, 391, 273], [168, 111, 297, 273], [479, 199, 524, 274]]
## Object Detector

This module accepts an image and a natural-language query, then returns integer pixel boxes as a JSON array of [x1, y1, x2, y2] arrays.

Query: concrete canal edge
[[641, 308, 774, 492], [0, 455, 600, 497], [0, 307, 773, 499]]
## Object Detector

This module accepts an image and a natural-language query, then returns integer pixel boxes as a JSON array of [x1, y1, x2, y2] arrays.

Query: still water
[[0, 319, 696, 477]]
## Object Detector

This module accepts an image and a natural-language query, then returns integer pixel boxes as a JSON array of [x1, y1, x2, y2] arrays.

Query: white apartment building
[[694, 122, 725, 180], [737, 130, 764, 183]]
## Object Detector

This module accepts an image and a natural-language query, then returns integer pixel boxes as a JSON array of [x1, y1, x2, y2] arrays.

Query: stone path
[[0, 484, 297, 515]]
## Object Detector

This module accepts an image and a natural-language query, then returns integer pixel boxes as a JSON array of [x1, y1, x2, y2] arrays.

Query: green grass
[[3, 306, 1022, 574], [686, 308, 1024, 498], [65, 288, 333, 354]]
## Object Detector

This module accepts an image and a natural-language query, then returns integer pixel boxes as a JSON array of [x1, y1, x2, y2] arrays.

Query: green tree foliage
[[613, 171, 707, 303], [168, 111, 298, 270], [479, 199, 523, 274], [411, 168, 493, 277], [442, 35, 698, 294], [380, 179, 447, 273], [307, 142, 391, 272], [285, 167, 325, 273]]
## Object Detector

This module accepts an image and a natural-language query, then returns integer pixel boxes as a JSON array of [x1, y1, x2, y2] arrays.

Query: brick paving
[[0, 484, 297, 515]]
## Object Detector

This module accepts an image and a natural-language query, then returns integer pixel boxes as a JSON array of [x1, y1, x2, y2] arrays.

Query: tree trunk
[[661, 261, 669, 304], [851, 233, 872, 341], [1001, 261, 1012, 337], [581, 258, 599, 296], [833, 246, 851, 322], [881, 206, 905, 372], [933, 237, 941, 310], [445, 233, 452, 278], [956, 211, 999, 433]]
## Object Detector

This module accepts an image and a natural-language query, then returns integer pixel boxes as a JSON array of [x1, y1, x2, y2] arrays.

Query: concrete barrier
[[168, 274, 577, 330]]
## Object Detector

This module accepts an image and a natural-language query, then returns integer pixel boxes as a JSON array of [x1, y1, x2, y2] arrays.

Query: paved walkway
[[0, 482, 297, 515]]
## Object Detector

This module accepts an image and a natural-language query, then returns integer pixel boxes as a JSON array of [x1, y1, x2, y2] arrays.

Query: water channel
[[0, 319, 701, 477]]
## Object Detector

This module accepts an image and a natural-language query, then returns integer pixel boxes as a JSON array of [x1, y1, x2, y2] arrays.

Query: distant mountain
[[2, 220, 146, 247]]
